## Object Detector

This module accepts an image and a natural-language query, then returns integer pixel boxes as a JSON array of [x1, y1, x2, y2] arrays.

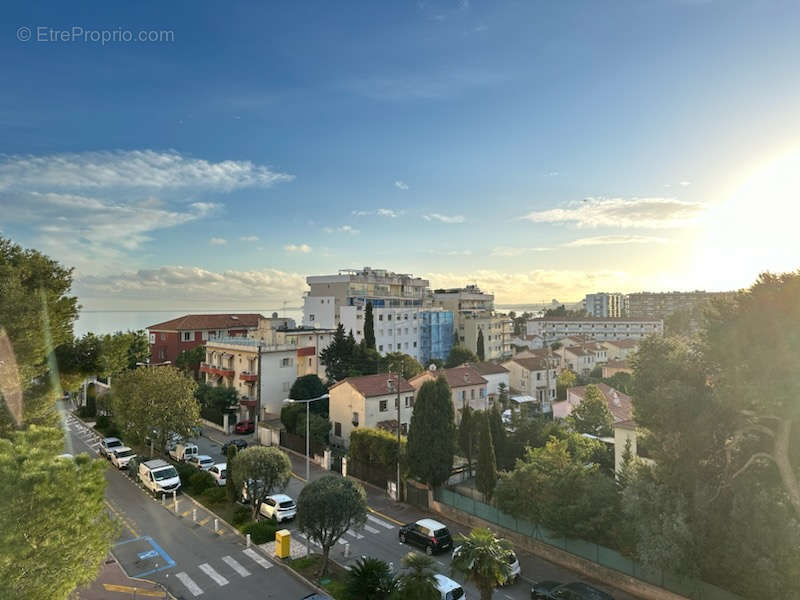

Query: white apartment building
[[527, 317, 663, 343], [272, 327, 336, 381], [458, 312, 513, 360], [340, 305, 423, 360]]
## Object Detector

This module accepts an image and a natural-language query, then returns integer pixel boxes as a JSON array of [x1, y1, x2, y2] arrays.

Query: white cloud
[[423, 213, 465, 224], [563, 235, 668, 247], [394, 180, 409, 190], [324, 225, 359, 234], [0, 149, 294, 191], [209, 237, 227, 245], [351, 208, 402, 218], [520, 197, 704, 229], [490, 246, 550, 257], [284, 243, 312, 253], [239, 235, 259, 242], [679, 181, 691, 187], [75, 266, 307, 308]]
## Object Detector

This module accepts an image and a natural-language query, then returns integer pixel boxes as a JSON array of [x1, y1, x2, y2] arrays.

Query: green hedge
[[188, 470, 215, 495], [349, 427, 406, 472], [232, 506, 251, 527], [200, 487, 226, 505], [241, 520, 278, 544]]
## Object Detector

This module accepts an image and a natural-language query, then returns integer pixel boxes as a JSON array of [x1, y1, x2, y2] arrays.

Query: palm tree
[[346, 556, 396, 600], [450, 527, 513, 600], [392, 552, 440, 600]]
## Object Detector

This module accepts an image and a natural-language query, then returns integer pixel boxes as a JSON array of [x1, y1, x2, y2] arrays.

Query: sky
[[2, 1, 800, 310]]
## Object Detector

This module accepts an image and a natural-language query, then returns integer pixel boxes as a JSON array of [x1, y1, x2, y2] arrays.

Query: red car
[[234, 420, 254, 434]]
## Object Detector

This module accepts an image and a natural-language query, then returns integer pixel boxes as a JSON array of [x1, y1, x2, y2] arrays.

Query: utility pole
[[255, 342, 262, 433], [396, 369, 401, 502]]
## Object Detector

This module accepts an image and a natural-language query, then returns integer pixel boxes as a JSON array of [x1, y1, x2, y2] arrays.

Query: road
[[64, 415, 315, 600], [194, 429, 638, 600]]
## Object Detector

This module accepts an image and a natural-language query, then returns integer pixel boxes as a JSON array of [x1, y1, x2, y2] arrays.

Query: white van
[[168, 443, 198, 462], [139, 459, 181, 496], [434, 574, 466, 600]]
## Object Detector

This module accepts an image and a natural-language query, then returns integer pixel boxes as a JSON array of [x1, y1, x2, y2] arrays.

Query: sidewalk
[[72, 555, 170, 599]]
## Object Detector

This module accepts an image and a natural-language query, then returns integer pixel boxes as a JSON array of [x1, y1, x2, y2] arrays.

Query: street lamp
[[282, 393, 329, 482]]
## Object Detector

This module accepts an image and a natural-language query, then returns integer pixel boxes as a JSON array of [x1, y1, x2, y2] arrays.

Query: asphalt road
[[64, 415, 314, 600], [193, 430, 637, 600]]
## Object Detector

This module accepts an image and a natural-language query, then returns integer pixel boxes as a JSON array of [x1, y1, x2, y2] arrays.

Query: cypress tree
[[477, 328, 485, 361], [364, 301, 376, 350], [407, 376, 455, 487], [475, 413, 498, 502], [458, 405, 474, 477]]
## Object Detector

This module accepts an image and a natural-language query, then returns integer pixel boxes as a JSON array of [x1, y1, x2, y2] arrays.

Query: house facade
[[409, 366, 488, 422], [500, 357, 557, 411], [467, 362, 510, 402]]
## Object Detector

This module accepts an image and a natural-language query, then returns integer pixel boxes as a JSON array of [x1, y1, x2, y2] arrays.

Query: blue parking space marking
[[138, 549, 159, 560], [113, 536, 176, 578], [134, 537, 176, 578]]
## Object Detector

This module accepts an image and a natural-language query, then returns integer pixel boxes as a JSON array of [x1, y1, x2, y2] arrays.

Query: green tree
[[319, 323, 349, 382], [295, 412, 332, 448], [196, 383, 238, 426], [445, 346, 478, 368], [0, 426, 115, 600], [112, 367, 199, 452], [175, 345, 206, 379], [379, 352, 424, 379], [225, 444, 238, 502], [450, 528, 513, 600], [566, 384, 613, 437], [392, 553, 440, 600], [297, 475, 367, 576], [232, 446, 292, 519], [347, 556, 396, 600], [457, 404, 474, 470], [476, 329, 485, 361], [487, 404, 506, 469], [556, 369, 576, 401], [125, 330, 149, 369], [364, 301, 376, 350], [289, 374, 328, 406], [496, 382, 510, 409], [475, 414, 498, 501], [602, 371, 633, 394], [407, 377, 456, 487]]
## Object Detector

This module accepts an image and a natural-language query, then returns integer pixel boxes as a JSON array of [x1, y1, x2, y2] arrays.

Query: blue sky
[[2, 1, 799, 309]]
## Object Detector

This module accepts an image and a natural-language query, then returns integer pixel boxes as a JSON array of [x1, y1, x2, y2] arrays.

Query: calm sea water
[[75, 308, 304, 337]]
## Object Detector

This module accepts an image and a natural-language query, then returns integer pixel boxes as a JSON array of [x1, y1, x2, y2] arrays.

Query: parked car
[[169, 442, 198, 462], [453, 544, 520, 584], [399, 518, 453, 555], [208, 463, 227, 486], [259, 493, 297, 522], [531, 581, 615, 600], [221, 438, 248, 453], [110, 446, 137, 469], [302, 594, 334, 600], [234, 420, 255, 434], [186, 454, 215, 470], [138, 459, 181, 496], [99, 437, 123, 459], [433, 574, 466, 600]]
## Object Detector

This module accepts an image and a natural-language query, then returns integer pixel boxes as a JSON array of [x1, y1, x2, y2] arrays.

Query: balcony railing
[[199, 362, 234, 377], [239, 371, 258, 382]]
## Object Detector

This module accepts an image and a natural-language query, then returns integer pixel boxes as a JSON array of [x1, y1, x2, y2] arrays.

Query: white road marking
[[346, 529, 364, 539], [221, 555, 251, 578], [367, 514, 394, 529], [337, 538, 347, 545], [243, 548, 272, 569], [176, 572, 203, 596], [364, 524, 380, 534], [198, 563, 229, 586]]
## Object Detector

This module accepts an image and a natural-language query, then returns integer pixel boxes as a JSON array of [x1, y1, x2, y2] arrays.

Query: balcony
[[199, 362, 234, 377], [239, 371, 258, 383]]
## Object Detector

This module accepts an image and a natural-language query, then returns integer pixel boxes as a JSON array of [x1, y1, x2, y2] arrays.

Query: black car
[[398, 518, 453, 555], [531, 581, 615, 600], [221, 439, 248, 453], [302, 594, 334, 600]]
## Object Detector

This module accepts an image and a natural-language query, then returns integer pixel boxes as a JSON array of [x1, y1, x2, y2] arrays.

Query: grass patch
[[288, 554, 350, 599]]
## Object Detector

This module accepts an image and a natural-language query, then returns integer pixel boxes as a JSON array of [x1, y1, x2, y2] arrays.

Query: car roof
[[197, 454, 213, 460], [433, 574, 462, 593], [213, 462, 226, 469], [113, 446, 133, 453], [269, 493, 293, 502], [103, 437, 121, 443], [416, 518, 447, 530]]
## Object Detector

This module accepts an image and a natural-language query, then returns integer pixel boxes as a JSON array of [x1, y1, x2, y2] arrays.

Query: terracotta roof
[[330, 373, 414, 398], [563, 345, 593, 357], [604, 359, 630, 369], [467, 362, 509, 376], [567, 383, 633, 423], [410, 366, 487, 389], [513, 348, 550, 359], [506, 357, 550, 371], [147, 313, 263, 332]]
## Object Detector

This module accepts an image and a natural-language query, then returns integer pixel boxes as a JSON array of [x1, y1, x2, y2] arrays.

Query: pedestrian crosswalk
[[174, 549, 274, 596]]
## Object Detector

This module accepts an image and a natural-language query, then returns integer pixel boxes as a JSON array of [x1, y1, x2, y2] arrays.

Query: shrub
[[188, 470, 215, 494], [200, 487, 226, 505], [241, 520, 278, 544], [175, 462, 196, 483], [232, 505, 251, 527], [349, 427, 406, 473]]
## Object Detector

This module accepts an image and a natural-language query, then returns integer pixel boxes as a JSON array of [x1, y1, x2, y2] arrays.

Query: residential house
[[465, 362, 509, 403], [601, 339, 640, 361], [509, 334, 545, 352], [602, 360, 633, 379], [500, 357, 557, 412], [147, 313, 261, 365], [409, 366, 488, 422], [272, 327, 336, 381], [328, 374, 415, 448], [613, 419, 654, 474], [553, 345, 596, 376], [554, 383, 633, 424]]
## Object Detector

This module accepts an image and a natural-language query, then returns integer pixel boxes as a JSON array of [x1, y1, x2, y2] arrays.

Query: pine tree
[[477, 328, 485, 361], [364, 302, 376, 350], [475, 413, 498, 502]]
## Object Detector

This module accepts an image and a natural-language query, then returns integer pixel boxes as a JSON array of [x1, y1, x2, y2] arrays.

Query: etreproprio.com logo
[[17, 26, 174, 45]]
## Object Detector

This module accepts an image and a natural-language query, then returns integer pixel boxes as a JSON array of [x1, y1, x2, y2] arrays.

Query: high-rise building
[[433, 285, 512, 359], [626, 290, 735, 319], [583, 292, 628, 318]]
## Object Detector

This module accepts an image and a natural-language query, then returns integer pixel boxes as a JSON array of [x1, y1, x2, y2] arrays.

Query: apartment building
[[458, 312, 513, 360], [626, 290, 735, 319], [302, 267, 429, 329], [583, 292, 628, 318], [602, 339, 640, 361], [271, 327, 336, 381], [147, 313, 261, 364], [432, 284, 495, 327], [553, 345, 597, 376], [500, 356, 557, 412], [527, 316, 663, 343], [329, 374, 416, 448], [410, 366, 488, 422]]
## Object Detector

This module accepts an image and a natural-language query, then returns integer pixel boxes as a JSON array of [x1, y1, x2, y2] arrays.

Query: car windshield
[[279, 500, 295, 508], [116, 450, 135, 458], [447, 588, 464, 600], [434, 528, 450, 537], [107, 440, 122, 448], [153, 467, 178, 481], [201, 459, 212, 465]]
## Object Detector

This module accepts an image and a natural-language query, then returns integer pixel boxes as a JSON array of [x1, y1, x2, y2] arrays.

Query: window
[[387, 314, 392, 320], [401, 423, 408, 435], [379, 345, 383, 351], [460, 390, 466, 402], [388, 329, 392, 335], [281, 357, 292, 367], [149, 333, 155, 343], [160, 333, 166, 341], [470, 389, 475, 400], [352, 412, 359, 426], [394, 397, 399, 408], [404, 396, 413, 407], [308, 358, 312, 366], [379, 329, 384, 336], [309, 314, 315, 322], [379, 314, 383, 321], [480, 388, 486, 398], [334, 422, 342, 437], [413, 341, 417, 348], [404, 328, 408, 335], [379, 400, 388, 412], [387, 344, 392, 351]]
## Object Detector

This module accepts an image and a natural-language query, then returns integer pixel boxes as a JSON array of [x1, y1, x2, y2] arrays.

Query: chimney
[[387, 379, 395, 392]]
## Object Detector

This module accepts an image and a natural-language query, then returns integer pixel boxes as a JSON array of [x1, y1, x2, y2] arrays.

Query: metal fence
[[434, 487, 743, 600], [279, 429, 324, 457]]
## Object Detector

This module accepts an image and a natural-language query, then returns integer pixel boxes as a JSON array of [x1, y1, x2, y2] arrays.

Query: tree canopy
[[378, 352, 424, 379], [407, 377, 455, 487], [566, 384, 614, 437], [450, 528, 512, 600], [319, 324, 380, 381], [175, 345, 205, 378], [475, 413, 498, 501], [445, 345, 478, 368], [393, 553, 440, 600], [232, 446, 292, 519], [476, 329, 485, 361], [364, 302, 376, 350]]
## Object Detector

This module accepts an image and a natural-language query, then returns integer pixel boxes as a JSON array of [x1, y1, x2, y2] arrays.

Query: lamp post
[[282, 393, 329, 482]]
